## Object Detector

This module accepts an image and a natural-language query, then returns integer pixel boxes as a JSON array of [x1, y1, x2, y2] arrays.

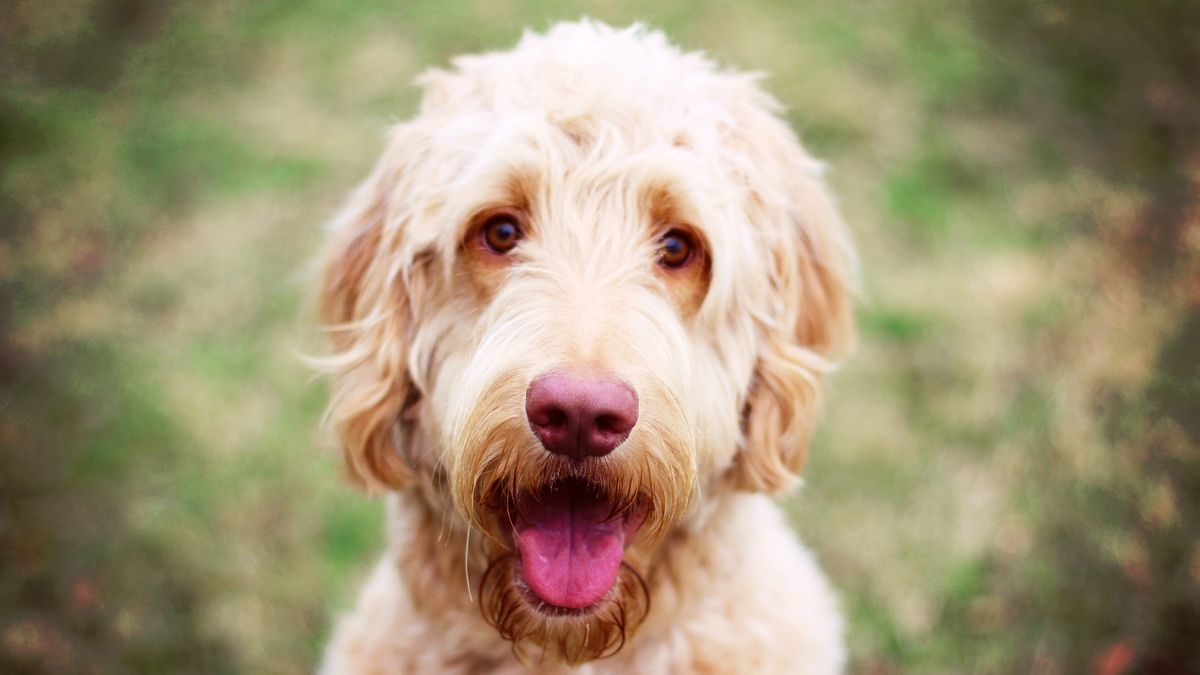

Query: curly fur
[[314, 20, 855, 674]]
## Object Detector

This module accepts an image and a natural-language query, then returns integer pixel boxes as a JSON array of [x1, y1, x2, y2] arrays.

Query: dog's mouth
[[507, 477, 647, 612]]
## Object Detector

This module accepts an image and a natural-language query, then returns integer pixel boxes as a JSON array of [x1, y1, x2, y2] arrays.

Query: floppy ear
[[728, 106, 857, 494], [317, 131, 424, 492]]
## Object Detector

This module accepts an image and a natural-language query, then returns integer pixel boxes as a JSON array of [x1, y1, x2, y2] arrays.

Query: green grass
[[2, 0, 1197, 672]]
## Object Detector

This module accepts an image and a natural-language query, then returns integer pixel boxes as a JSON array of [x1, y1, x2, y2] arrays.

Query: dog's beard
[[444, 368, 697, 663], [478, 551, 651, 665]]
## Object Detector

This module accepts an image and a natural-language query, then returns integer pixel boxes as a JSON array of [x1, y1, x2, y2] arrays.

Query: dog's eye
[[481, 214, 524, 254], [658, 229, 694, 268]]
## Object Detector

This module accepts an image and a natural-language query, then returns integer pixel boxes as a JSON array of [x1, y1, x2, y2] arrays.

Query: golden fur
[[314, 20, 855, 674]]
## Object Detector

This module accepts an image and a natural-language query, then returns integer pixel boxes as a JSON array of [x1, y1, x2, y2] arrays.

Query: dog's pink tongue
[[515, 488, 625, 609]]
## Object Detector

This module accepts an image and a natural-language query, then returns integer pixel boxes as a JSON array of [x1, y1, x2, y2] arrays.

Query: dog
[[314, 20, 855, 674]]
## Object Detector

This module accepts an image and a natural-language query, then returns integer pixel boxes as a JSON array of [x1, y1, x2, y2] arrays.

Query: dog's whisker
[[464, 523, 474, 603], [437, 493, 454, 544]]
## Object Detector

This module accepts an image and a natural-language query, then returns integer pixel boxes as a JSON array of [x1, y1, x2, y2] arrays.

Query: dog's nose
[[525, 372, 639, 460]]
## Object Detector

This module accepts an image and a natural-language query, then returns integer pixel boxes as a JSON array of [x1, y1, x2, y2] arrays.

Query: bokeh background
[[2, 0, 1198, 673]]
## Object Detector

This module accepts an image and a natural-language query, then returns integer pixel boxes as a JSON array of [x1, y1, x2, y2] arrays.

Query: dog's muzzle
[[498, 370, 644, 610]]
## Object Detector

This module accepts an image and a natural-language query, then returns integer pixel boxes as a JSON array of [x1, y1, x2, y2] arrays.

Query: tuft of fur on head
[[314, 19, 856, 664]]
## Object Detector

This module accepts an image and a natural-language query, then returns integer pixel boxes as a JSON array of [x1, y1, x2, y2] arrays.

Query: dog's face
[[317, 22, 854, 664]]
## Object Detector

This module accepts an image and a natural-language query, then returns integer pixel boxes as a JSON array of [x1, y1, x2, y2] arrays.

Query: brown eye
[[658, 229, 694, 268], [481, 214, 523, 253]]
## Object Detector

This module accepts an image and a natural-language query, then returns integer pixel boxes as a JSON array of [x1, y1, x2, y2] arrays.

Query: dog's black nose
[[525, 371, 639, 460]]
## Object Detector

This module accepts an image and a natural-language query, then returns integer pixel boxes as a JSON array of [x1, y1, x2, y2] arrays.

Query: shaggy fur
[[314, 20, 856, 674]]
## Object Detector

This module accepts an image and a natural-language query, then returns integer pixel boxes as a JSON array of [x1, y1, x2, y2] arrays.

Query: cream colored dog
[[315, 20, 855, 674]]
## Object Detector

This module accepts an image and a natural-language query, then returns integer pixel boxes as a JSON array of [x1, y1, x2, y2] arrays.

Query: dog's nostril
[[594, 415, 619, 435], [544, 409, 567, 429]]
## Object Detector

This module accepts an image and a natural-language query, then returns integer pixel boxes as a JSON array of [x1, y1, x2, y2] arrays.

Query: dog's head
[[316, 21, 854, 664]]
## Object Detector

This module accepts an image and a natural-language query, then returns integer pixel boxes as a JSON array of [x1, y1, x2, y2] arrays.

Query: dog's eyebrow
[[643, 185, 690, 226], [445, 166, 539, 234], [638, 178, 715, 243]]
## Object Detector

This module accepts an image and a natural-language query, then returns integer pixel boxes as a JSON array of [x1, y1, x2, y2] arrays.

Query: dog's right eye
[[658, 229, 695, 268], [481, 214, 524, 254]]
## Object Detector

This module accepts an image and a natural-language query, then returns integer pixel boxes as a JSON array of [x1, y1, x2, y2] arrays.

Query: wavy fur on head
[[316, 20, 855, 674]]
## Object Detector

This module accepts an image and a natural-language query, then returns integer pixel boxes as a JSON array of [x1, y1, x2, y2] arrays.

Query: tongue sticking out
[[514, 483, 631, 609]]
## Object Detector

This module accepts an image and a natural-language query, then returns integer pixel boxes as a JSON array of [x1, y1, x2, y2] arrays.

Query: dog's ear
[[728, 105, 857, 494], [317, 130, 426, 492]]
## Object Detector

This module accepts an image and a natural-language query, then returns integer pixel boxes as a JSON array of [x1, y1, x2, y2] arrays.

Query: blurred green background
[[2, 0, 1198, 673]]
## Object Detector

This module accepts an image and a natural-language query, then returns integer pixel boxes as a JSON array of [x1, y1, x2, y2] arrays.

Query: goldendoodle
[[314, 20, 855, 674]]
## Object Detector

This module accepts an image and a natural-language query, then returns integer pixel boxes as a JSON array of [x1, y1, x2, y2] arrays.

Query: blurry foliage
[[971, 0, 1199, 273], [1, 2, 237, 671], [2, 0, 1198, 673], [2, 0, 346, 671], [956, 1, 1200, 672]]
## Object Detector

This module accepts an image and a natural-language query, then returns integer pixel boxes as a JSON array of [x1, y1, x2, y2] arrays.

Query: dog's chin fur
[[314, 19, 856, 674], [479, 553, 651, 665]]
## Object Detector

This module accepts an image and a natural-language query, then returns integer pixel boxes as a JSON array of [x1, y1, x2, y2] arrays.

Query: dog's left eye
[[481, 214, 524, 254], [658, 229, 694, 268]]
